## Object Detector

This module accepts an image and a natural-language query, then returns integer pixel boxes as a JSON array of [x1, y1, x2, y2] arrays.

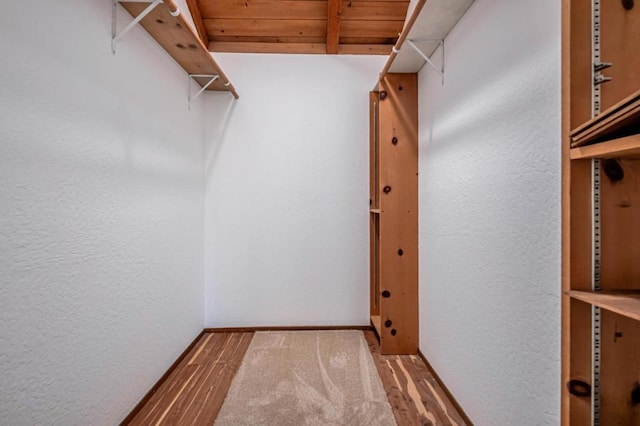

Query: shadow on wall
[[419, 41, 558, 161], [204, 94, 237, 186]]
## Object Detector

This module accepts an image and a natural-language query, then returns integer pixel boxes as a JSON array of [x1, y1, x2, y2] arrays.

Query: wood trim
[[204, 326, 373, 333], [560, 1, 572, 423], [185, 0, 210, 46], [120, 330, 205, 425], [417, 350, 474, 426], [326, 0, 342, 54]]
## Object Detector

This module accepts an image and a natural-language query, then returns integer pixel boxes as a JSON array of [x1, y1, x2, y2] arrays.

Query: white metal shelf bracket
[[112, 0, 179, 54], [406, 39, 445, 84], [188, 74, 220, 109]]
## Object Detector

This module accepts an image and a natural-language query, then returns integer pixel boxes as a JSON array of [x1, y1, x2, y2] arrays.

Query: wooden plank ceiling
[[186, 0, 409, 55]]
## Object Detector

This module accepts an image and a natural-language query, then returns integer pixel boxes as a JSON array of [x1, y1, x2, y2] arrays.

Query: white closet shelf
[[378, 0, 475, 80]]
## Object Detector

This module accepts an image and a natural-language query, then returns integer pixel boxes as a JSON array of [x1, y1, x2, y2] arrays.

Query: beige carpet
[[215, 330, 396, 425]]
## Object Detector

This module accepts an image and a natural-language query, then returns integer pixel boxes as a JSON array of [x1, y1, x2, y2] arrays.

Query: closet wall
[[417, 0, 561, 423], [203, 54, 385, 327], [0, 1, 205, 423]]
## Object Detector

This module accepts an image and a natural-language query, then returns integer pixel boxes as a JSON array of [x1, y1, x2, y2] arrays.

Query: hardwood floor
[[126, 332, 253, 426], [363, 331, 470, 426], [124, 330, 470, 425]]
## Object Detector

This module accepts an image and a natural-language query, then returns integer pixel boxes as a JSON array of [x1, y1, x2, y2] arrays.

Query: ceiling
[[186, 0, 410, 55]]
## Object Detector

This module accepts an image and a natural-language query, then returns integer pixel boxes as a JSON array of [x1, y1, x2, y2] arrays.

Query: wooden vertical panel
[[370, 214, 380, 318], [370, 91, 380, 209], [562, 0, 596, 423], [568, 0, 593, 130], [600, 1, 640, 111], [600, 159, 640, 289], [370, 92, 381, 318], [565, 160, 594, 426], [568, 299, 594, 426], [600, 311, 640, 424], [378, 73, 419, 355]]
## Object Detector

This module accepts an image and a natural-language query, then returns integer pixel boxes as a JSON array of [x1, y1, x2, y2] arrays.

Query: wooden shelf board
[[569, 290, 640, 322], [570, 88, 640, 147], [120, 1, 238, 98], [570, 133, 640, 159], [371, 315, 382, 336], [382, 0, 475, 75]]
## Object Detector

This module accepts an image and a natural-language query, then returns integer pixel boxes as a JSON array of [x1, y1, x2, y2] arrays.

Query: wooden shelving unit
[[562, 0, 640, 423], [569, 291, 640, 323], [570, 134, 640, 160], [369, 74, 419, 355], [570, 89, 640, 147], [117, 0, 238, 98]]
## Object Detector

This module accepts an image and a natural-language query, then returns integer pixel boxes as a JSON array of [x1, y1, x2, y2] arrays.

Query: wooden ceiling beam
[[339, 43, 392, 54], [209, 41, 327, 54], [208, 41, 392, 55], [186, 0, 210, 45], [326, 0, 341, 54]]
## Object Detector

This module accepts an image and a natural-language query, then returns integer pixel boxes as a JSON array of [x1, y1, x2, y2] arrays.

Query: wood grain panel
[[600, 0, 640, 111], [341, 20, 402, 38], [340, 36, 396, 44], [186, 0, 210, 44], [210, 35, 325, 43], [339, 43, 392, 54], [601, 159, 640, 289], [204, 18, 326, 37], [370, 91, 381, 317], [568, 299, 594, 426], [566, 159, 593, 426], [601, 311, 640, 425], [364, 331, 470, 425], [341, 1, 409, 21], [378, 74, 419, 355], [209, 41, 326, 53], [567, 0, 592, 130], [200, 0, 326, 20]]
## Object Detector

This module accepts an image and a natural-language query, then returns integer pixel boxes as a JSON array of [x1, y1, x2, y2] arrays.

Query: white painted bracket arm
[[406, 39, 445, 84], [188, 74, 219, 109], [112, 0, 180, 53], [112, 0, 163, 54]]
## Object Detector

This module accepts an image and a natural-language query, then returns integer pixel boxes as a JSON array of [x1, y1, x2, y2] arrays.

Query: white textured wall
[[203, 54, 385, 327], [0, 1, 204, 423], [417, 0, 561, 424]]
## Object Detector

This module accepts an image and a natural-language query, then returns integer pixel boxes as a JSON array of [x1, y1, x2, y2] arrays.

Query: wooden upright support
[[370, 73, 419, 355]]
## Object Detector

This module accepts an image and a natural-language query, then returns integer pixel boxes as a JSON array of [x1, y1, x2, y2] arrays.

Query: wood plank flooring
[[124, 330, 470, 425], [126, 332, 253, 426], [363, 330, 470, 426]]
